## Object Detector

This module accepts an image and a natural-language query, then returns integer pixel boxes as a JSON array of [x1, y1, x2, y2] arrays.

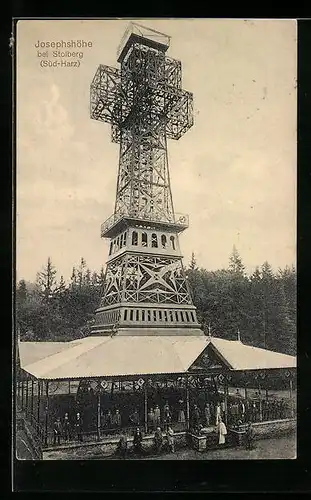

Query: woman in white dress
[[215, 402, 222, 426], [218, 416, 227, 445], [177, 400, 186, 424]]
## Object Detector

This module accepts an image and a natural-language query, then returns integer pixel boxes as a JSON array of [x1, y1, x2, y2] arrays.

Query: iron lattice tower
[[90, 23, 202, 336]]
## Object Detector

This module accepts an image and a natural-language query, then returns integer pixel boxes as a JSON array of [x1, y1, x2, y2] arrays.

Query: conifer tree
[[229, 245, 246, 276], [36, 257, 57, 302]]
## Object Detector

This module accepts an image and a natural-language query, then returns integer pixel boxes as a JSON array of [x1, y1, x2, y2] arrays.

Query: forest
[[15, 247, 296, 356]]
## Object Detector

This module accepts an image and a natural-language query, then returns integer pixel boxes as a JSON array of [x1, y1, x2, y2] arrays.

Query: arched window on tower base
[[151, 233, 158, 248], [132, 231, 138, 246], [170, 235, 176, 250], [142, 232, 148, 247]]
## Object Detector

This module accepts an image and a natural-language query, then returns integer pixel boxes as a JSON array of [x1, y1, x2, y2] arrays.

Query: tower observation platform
[[90, 22, 202, 336]]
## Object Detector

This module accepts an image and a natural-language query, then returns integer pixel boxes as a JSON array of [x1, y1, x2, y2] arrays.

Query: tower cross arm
[[165, 88, 194, 140], [90, 64, 129, 125]]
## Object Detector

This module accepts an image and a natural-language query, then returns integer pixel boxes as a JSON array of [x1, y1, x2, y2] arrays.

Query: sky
[[16, 19, 297, 283]]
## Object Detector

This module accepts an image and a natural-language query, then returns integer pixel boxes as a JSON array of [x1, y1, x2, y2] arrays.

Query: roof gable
[[188, 342, 230, 371]]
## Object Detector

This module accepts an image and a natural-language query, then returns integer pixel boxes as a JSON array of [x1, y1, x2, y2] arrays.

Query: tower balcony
[[116, 22, 170, 62], [101, 211, 189, 239]]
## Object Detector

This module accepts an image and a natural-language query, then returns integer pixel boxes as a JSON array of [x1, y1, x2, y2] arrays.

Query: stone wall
[[43, 419, 296, 458], [44, 431, 188, 459], [190, 418, 296, 451], [252, 418, 296, 439]]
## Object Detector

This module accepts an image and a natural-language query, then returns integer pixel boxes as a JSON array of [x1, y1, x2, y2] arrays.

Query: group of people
[[147, 402, 176, 430], [191, 391, 291, 431], [190, 401, 224, 430], [227, 391, 291, 425], [51, 391, 288, 447], [117, 425, 175, 458], [100, 408, 123, 429], [52, 412, 83, 445]]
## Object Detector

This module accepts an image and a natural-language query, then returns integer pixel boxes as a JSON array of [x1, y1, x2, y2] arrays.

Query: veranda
[[16, 365, 296, 448]]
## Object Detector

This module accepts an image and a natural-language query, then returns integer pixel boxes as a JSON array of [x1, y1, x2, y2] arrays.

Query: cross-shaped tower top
[[90, 22, 193, 238]]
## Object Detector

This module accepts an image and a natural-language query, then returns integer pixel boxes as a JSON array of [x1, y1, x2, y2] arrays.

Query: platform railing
[[101, 211, 189, 237]]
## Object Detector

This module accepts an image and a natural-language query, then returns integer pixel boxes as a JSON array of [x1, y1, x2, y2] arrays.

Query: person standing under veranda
[[167, 426, 175, 453], [154, 405, 161, 427], [163, 402, 172, 431], [177, 400, 186, 426], [215, 402, 222, 426], [154, 427, 163, 454], [53, 417, 62, 445], [133, 427, 144, 455], [147, 407, 155, 432], [75, 412, 83, 442], [129, 408, 140, 427], [239, 399, 246, 423], [192, 404, 201, 431], [250, 400, 257, 422], [245, 421, 255, 450], [63, 412, 71, 441], [218, 416, 227, 446], [113, 409, 122, 429], [105, 409, 113, 429], [204, 402, 211, 427], [117, 432, 128, 459]]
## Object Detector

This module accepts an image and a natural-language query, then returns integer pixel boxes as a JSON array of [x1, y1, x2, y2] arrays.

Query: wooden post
[[37, 380, 41, 438], [68, 380, 71, 395], [289, 378, 293, 400], [25, 379, 29, 416], [186, 377, 190, 430], [31, 380, 34, 421], [21, 379, 24, 410], [44, 381, 49, 445], [289, 378, 294, 417], [97, 392, 101, 441], [258, 382, 263, 422], [224, 379, 228, 425], [244, 385, 248, 421], [144, 379, 148, 434]]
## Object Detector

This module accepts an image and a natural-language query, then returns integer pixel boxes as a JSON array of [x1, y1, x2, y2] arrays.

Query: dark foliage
[[186, 248, 296, 355], [16, 249, 296, 355]]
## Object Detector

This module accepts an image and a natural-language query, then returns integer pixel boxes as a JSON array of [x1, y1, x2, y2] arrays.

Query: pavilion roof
[[208, 337, 296, 371], [18, 335, 208, 380], [18, 335, 296, 380]]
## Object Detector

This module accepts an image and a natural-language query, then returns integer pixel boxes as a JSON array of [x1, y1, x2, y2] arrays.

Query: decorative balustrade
[[101, 211, 189, 237]]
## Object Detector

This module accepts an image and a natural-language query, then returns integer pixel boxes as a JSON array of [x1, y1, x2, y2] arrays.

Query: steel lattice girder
[[100, 253, 193, 307], [90, 43, 193, 141], [166, 89, 194, 140], [90, 64, 122, 125]]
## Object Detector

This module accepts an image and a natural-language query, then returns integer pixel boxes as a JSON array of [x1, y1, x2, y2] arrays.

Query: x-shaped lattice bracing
[[102, 254, 192, 306]]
